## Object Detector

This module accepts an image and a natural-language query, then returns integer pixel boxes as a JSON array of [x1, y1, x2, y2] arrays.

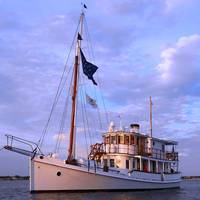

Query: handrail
[[104, 144, 178, 161], [5, 134, 43, 155]]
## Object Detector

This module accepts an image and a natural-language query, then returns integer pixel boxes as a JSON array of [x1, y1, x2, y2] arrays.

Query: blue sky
[[0, 0, 200, 176]]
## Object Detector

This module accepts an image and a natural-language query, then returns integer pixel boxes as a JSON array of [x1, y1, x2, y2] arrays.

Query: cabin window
[[103, 159, 108, 166], [143, 160, 148, 172], [111, 136, 116, 144], [162, 145, 165, 152], [118, 136, 124, 144], [137, 158, 140, 170], [124, 135, 129, 145], [152, 161, 156, 173], [118, 136, 120, 144], [132, 159, 135, 169], [110, 159, 115, 167], [130, 135, 134, 144], [137, 137, 139, 145], [126, 160, 129, 169]]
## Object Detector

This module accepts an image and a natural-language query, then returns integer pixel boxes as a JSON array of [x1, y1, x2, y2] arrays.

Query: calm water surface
[[0, 180, 199, 200]]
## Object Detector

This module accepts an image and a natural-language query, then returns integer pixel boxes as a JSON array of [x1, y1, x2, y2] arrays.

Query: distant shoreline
[[182, 176, 200, 180], [0, 175, 200, 180], [0, 176, 29, 180]]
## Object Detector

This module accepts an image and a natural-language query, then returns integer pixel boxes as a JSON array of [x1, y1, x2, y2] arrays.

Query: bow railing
[[4, 134, 43, 158]]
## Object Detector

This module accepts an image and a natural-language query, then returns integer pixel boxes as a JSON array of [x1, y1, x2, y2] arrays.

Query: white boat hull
[[30, 157, 181, 192]]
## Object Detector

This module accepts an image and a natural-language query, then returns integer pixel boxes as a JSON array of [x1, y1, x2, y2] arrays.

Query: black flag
[[77, 33, 82, 40], [80, 49, 98, 85]]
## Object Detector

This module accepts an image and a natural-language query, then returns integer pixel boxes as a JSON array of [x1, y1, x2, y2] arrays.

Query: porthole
[[40, 156, 44, 159], [57, 171, 61, 176]]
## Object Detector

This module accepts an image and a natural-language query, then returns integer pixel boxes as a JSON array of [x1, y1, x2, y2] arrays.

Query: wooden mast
[[149, 96, 153, 138], [67, 12, 84, 162]]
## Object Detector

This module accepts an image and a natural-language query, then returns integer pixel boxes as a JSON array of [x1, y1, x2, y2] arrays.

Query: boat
[[3, 6, 181, 192]]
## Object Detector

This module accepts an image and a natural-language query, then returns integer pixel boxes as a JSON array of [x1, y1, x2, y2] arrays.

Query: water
[[0, 180, 199, 200]]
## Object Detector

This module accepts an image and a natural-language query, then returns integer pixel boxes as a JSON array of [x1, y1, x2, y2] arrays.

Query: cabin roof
[[103, 131, 178, 145]]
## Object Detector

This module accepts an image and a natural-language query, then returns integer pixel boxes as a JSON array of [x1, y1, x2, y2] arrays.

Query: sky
[[0, 0, 200, 176]]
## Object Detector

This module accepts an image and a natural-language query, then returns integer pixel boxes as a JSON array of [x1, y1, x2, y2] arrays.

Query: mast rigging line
[[66, 67, 91, 158], [39, 10, 109, 160], [54, 67, 74, 154], [79, 89, 89, 156], [84, 17, 109, 125], [79, 72, 93, 146], [83, 18, 103, 130], [38, 17, 82, 150]]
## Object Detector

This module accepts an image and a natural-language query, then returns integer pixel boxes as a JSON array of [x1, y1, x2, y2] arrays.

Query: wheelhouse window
[[118, 135, 124, 144], [124, 135, 129, 145], [162, 144, 165, 152], [130, 135, 134, 144], [110, 136, 116, 144], [110, 159, 115, 167], [137, 137, 139, 145]]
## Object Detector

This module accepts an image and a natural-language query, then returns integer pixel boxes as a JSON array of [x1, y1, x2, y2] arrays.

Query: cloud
[[164, 0, 188, 12], [179, 148, 190, 157], [96, 0, 190, 18], [157, 34, 200, 92], [89, 0, 182, 56], [0, 10, 77, 142], [97, 34, 200, 141], [0, 11, 26, 31], [179, 136, 200, 175]]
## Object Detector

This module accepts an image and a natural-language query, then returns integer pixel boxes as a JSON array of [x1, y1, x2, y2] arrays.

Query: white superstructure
[[27, 122, 181, 192]]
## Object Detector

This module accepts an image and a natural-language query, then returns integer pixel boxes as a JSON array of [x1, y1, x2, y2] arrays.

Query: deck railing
[[104, 144, 178, 161], [138, 147, 165, 159], [138, 147, 178, 161]]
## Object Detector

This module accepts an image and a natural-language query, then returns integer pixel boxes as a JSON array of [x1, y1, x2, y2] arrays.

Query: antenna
[[149, 96, 153, 137]]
